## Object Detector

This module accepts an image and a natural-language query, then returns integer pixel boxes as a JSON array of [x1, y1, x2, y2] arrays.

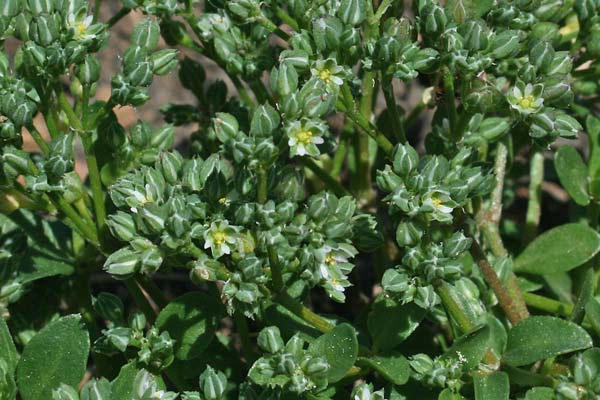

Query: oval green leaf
[[367, 297, 425, 352], [503, 316, 592, 367], [155, 291, 223, 360], [554, 146, 590, 206], [474, 371, 509, 400], [0, 317, 18, 373], [16, 315, 89, 400], [309, 323, 358, 383], [442, 326, 490, 371], [358, 352, 409, 385], [514, 223, 600, 275]]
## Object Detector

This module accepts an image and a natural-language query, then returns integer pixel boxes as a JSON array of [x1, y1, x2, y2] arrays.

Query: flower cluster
[[248, 326, 330, 395]]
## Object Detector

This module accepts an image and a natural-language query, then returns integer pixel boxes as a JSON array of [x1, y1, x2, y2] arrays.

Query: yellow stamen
[[432, 197, 443, 209], [518, 95, 535, 109], [218, 197, 227, 204], [325, 253, 336, 267], [76, 22, 87, 37], [295, 130, 313, 145], [212, 231, 227, 245], [319, 69, 332, 83]]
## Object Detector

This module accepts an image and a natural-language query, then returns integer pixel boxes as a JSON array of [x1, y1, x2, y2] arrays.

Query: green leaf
[[19, 245, 74, 284], [111, 363, 139, 400], [264, 304, 321, 339], [474, 372, 509, 400], [367, 297, 425, 352], [16, 315, 89, 400], [554, 146, 590, 206], [439, 388, 466, 400], [584, 298, 600, 336], [358, 352, 409, 385], [503, 316, 592, 367], [514, 223, 600, 275], [570, 267, 594, 324], [442, 326, 490, 371], [524, 387, 556, 400], [0, 318, 18, 373], [155, 291, 223, 360], [586, 115, 600, 198], [308, 323, 358, 383]]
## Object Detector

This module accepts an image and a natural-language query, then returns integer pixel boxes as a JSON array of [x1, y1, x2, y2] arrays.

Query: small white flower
[[507, 82, 544, 115], [203, 220, 239, 258], [68, 14, 95, 41], [286, 119, 326, 158], [310, 58, 345, 88]]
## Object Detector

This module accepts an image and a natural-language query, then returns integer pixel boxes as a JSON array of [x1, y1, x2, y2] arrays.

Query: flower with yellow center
[[421, 190, 457, 223], [311, 58, 345, 89], [67, 14, 95, 41], [286, 119, 326, 157], [204, 220, 239, 258], [508, 82, 544, 115]]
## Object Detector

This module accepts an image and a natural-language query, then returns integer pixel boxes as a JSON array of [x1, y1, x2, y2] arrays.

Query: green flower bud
[[444, 231, 472, 257], [27, 0, 53, 15], [150, 49, 179, 76], [103, 247, 139, 279], [1, 0, 19, 17], [374, 36, 401, 65], [554, 112, 581, 138], [107, 211, 137, 242], [547, 51, 573, 76], [459, 20, 490, 51], [149, 124, 175, 149], [110, 74, 132, 105], [2, 146, 34, 176], [299, 80, 335, 118], [0, 121, 17, 141], [132, 19, 160, 51], [258, 326, 284, 353], [270, 62, 298, 97], [338, 0, 367, 26], [138, 204, 166, 234], [212, 113, 239, 142], [93, 292, 125, 323], [304, 356, 329, 377], [129, 310, 147, 331], [479, 117, 510, 141], [157, 151, 183, 185], [139, 245, 163, 274], [529, 40, 555, 73], [14, 14, 30, 41], [31, 14, 59, 46], [490, 30, 521, 59], [392, 143, 419, 176], [421, 3, 446, 35], [128, 60, 153, 87], [250, 103, 281, 137], [396, 221, 423, 247], [541, 77, 572, 107], [76, 55, 100, 85], [128, 88, 151, 106], [312, 16, 343, 51], [531, 22, 560, 43], [199, 366, 227, 400], [555, 382, 584, 400], [278, 49, 310, 70], [529, 112, 554, 138], [572, 353, 595, 385], [52, 384, 80, 400]]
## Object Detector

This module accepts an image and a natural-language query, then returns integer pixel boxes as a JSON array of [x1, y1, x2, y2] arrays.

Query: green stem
[[268, 247, 284, 293], [372, 0, 395, 21], [342, 83, 393, 156], [48, 193, 100, 248], [124, 279, 157, 324], [81, 134, 107, 239], [523, 148, 544, 245], [437, 281, 477, 334], [297, 157, 350, 197], [257, 16, 290, 41], [275, 6, 299, 30], [93, 0, 102, 23], [235, 312, 257, 363], [135, 275, 168, 310], [381, 73, 406, 143], [274, 291, 334, 333], [107, 7, 130, 27], [28, 127, 50, 155], [443, 70, 460, 142], [523, 292, 573, 317], [257, 167, 268, 204], [470, 236, 523, 325], [356, 70, 376, 202]]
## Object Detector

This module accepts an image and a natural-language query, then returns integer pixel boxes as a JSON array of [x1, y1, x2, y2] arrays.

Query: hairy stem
[[523, 148, 544, 245], [381, 73, 406, 143], [274, 291, 334, 333]]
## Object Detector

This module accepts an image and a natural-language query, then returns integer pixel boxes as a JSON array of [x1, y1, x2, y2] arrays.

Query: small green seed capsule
[[107, 211, 137, 242], [529, 40, 555, 73], [132, 19, 160, 50], [150, 49, 179, 75], [103, 247, 139, 279], [199, 366, 227, 400], [76, 55, 101, 85], [250, 103, 281, 137], [129, 311, 147, 331], [27, 0, 53, 15], [258, 326, 284, 353], [338, 0, 367, 26], [490, 30, 521, 59]]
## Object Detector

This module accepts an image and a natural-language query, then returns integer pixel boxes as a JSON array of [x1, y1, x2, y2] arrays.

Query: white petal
[[312, 136, 324, 145], [296, 145, 307, 156]]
